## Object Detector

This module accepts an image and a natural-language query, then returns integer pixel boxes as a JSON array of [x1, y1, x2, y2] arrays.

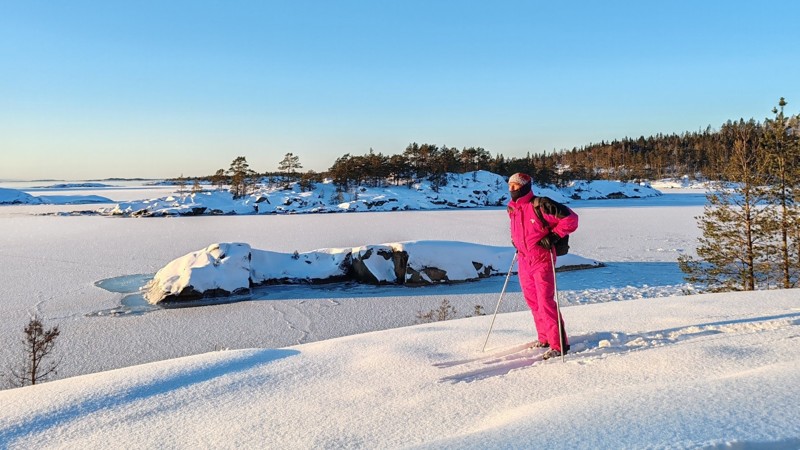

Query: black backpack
[[532, 197, 570, 256]]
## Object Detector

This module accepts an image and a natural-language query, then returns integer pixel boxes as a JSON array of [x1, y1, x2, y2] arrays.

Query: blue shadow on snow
[[0, 349, 299, 445]]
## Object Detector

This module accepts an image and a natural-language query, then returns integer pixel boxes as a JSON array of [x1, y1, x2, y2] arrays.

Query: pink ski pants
[[517, 252, 568, 351]]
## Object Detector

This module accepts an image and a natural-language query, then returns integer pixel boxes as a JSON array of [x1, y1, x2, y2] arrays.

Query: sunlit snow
[[0, 180, 798, 449]]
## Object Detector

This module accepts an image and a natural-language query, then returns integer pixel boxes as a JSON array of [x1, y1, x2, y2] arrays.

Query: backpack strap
[[531, 197, 552, 233]]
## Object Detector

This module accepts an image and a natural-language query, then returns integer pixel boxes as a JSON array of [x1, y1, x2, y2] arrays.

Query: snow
[[566, 179, 661, 199], [144, 243, 255, 303], [1, 181, 798, 449], [1, 173, 661, 213], [0, 187, 111, 205], [144, 240, 597, 304], [650, 176, 717, 190], [0, 188, 42, 205], [249, 246, 351, 284], [93, 172, 661, 217]]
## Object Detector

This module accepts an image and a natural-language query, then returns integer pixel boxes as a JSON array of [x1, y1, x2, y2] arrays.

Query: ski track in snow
[[437, 312, 800, 383]]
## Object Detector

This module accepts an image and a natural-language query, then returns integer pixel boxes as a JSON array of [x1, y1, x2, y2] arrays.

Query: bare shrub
[[416, 299, 457, 323], [6, 315, 61, 388]]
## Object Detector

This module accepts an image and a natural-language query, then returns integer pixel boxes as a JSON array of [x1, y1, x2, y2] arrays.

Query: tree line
[[183, 110, 798, 195]]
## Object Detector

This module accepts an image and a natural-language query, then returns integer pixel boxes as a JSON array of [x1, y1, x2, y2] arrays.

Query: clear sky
[[2, 1, 799, 180]]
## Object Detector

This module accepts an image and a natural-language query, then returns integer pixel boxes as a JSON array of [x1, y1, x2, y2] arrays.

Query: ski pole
[[482, 252, 518, 352], [550, 251, 565, 363]]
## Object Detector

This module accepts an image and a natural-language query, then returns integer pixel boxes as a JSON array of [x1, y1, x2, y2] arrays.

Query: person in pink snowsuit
[[507, 172, 579, 360]]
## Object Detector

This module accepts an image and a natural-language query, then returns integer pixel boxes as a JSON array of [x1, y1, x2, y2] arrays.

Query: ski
[[439, 350, 547, 383], [433, 341, 540, 369]]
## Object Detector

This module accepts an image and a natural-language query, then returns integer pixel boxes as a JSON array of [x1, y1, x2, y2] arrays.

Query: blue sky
[[2, 1, 798, 180]]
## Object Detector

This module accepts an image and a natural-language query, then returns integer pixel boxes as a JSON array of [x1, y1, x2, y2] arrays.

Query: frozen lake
[[0, 183, 703, 381]]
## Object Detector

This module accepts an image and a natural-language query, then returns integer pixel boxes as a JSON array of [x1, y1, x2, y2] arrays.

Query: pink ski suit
[[507, 191, 579, 351]]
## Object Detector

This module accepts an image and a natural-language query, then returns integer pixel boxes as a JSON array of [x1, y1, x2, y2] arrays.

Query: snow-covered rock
[[350, 241, 515, 285], [143, 243, 253, 303], [250, 248, 352, 284], [351, 245, 399, 284], [98, 171, 661, 218], [397, 241, 513, 285], [567, 180, 661, 200], [650, 176, 716, 190], [110, 191, 257, 217], [143, 240, 604, 304]]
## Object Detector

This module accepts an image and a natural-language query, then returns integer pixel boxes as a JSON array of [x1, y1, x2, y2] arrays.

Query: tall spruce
[[679, 119, 772, 292], [761, 98, 800, 288]]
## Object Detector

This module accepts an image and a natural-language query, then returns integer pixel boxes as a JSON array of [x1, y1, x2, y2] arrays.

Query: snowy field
[[1, 183, 799, 449]]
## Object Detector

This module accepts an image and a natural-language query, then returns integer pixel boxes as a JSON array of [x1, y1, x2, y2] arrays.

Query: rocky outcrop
[[142, 240, 604, 304], [349, 242, 515, 286], [351, 245, 402, 284], [567, 180, 661, 200], [143, 243, 254, 304]]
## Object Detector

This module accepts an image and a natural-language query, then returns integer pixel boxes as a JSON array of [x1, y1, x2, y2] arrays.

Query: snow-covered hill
[[1, 290, 797, 449], [6, 186, 787, 449]]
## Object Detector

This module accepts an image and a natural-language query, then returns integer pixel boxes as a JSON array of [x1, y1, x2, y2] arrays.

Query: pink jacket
[[508, 191, 579, 262]]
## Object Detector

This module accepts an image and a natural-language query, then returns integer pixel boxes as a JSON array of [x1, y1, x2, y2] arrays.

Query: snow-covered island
[[33, 182, 117, 189], [99, 171, 662, 217], [0, 188, 42, 205], [144, 240, 603, 304], [0, 187, 112, 205]]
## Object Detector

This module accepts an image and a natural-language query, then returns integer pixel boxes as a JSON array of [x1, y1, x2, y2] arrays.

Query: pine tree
[[278, 153, 302, 176], [329, 153, 354, 193], [791, 115, 800, 276], [227, 156, 256, 199], [212, 169, 226, 190], [679, 119, 772, 292], [299, 170, 320, 192], [761, 98, 800, 288], [175, 174, 187, 195], [386, 154, 411, 186]]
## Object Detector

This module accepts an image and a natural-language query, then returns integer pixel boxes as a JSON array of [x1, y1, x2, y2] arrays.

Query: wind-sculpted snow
[[96, 171, 662, 217]]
